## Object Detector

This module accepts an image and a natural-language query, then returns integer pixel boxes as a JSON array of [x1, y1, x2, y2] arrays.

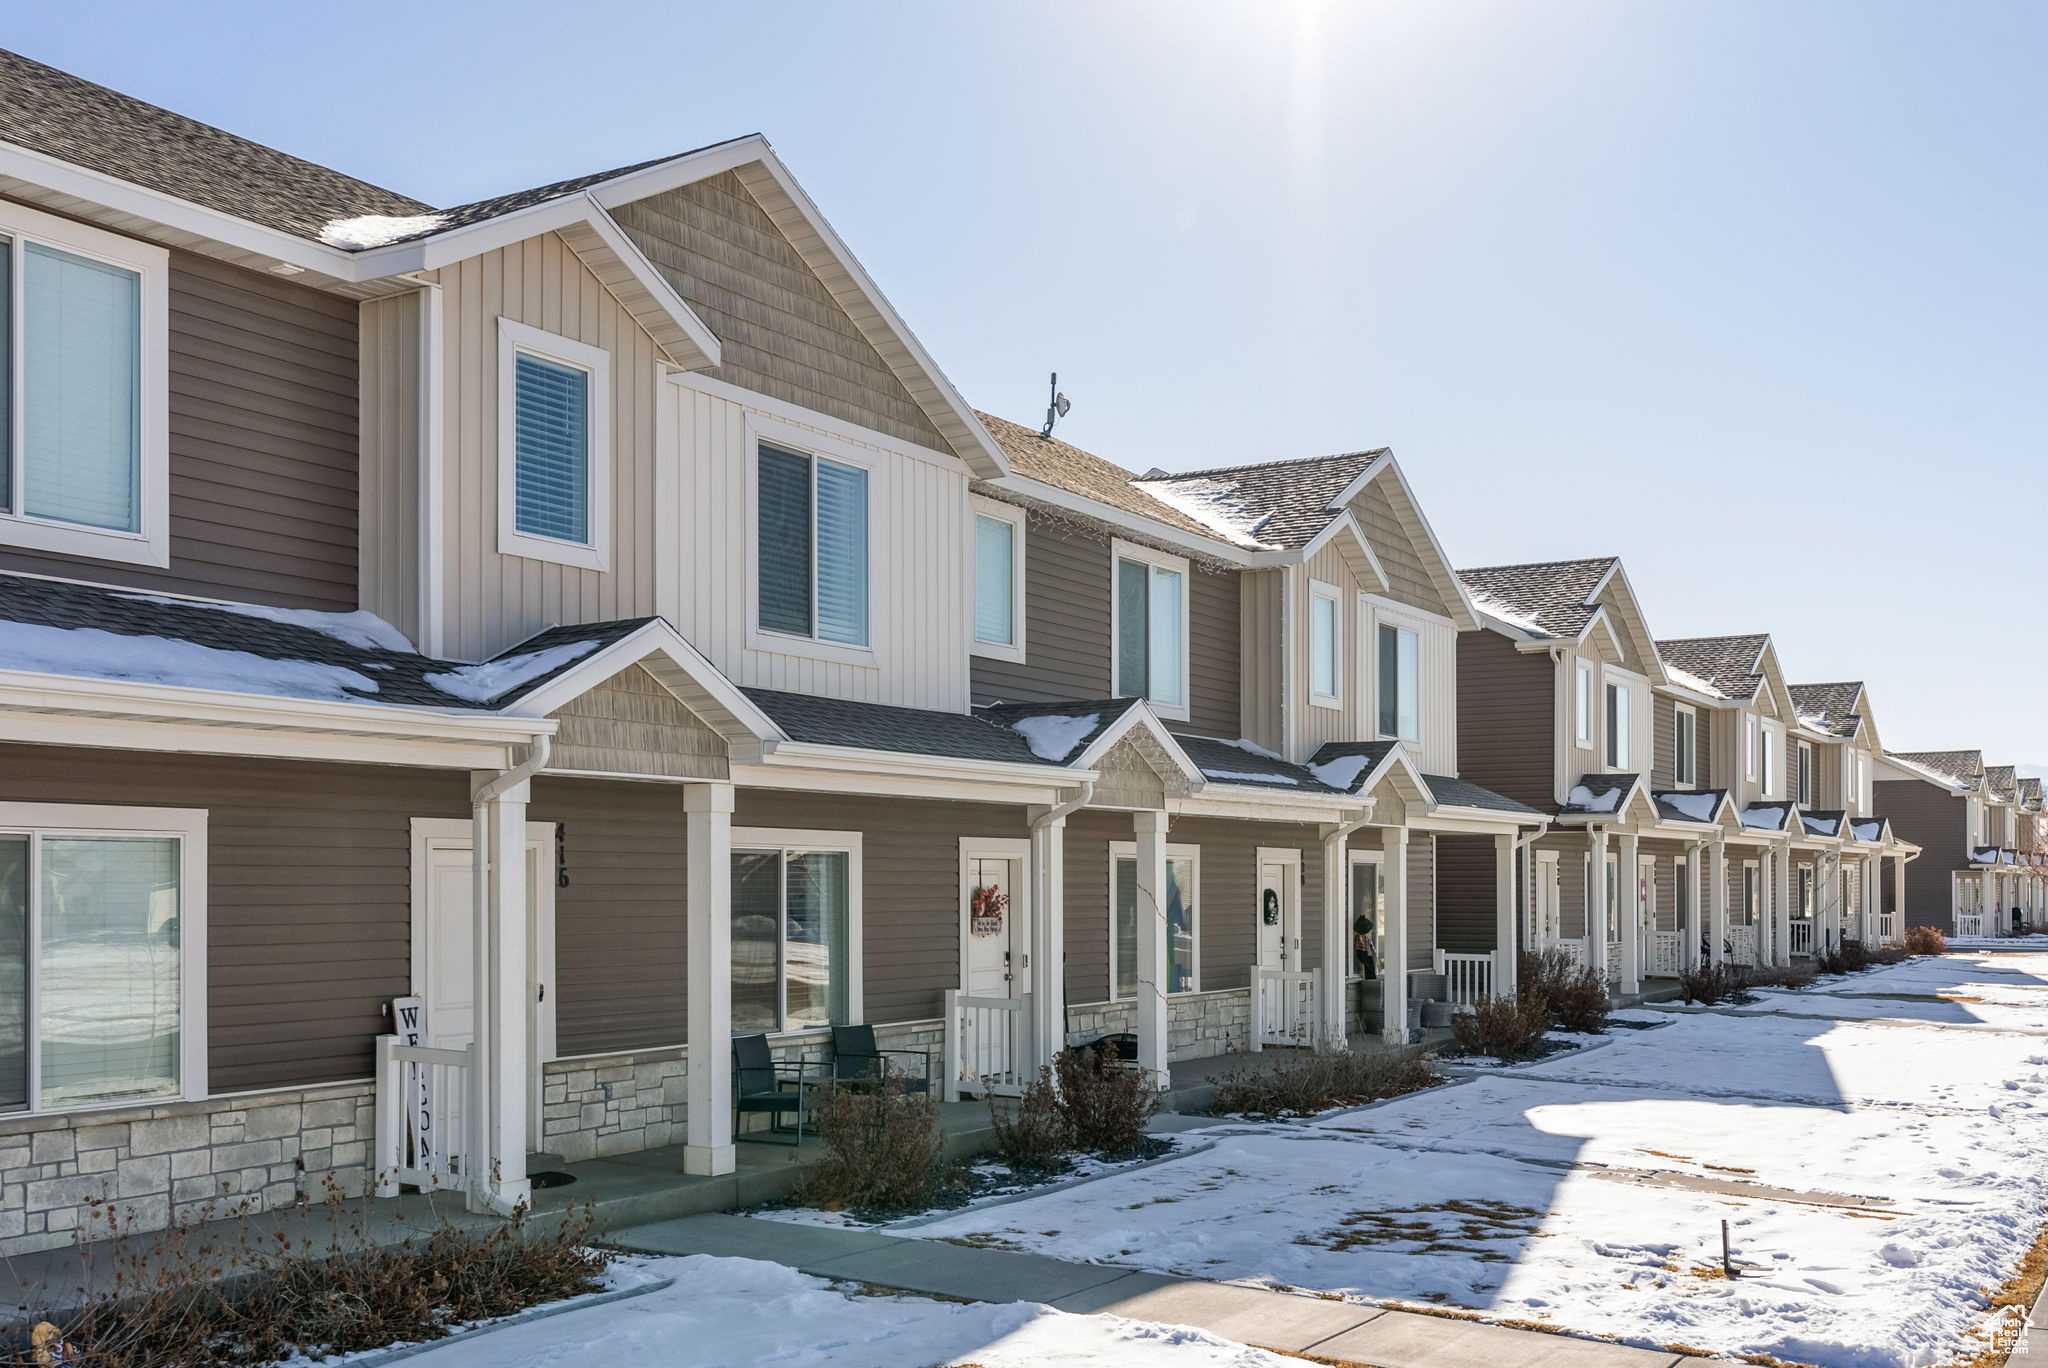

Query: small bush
[[1742, 964, 1817, 991], [1516, 946, 1582, 1016], [1838, 938, 1872, 972], [1208, 1045, 1442, 1119], [1905, 925, 1948, 956], [1054, 1046, 1159, 1158], [1868, 945, 1909, 965], [1679, 962, 1739, 1005], [797, 1075, 956, 1217], [1450, 993, 1551, 1061], [1516, 946, 1608, 1033], [987, 1066, 1071, 1178]]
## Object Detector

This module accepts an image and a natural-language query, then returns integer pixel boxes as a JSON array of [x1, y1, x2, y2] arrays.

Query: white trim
[[0, 801, 207, 1114], [670, 369, 968, 475], [731, 826, 865, 1032], [1370, 608, 1424, 744], [986, 473, 1246, 565], [1255, 845, 1305, 974], [1108, 840, 1200, 998], [1760, 720, 1784, 800], [1673, 702, 1699, 789], [495, 317, 612, 572], [1109, 539, 1191, 722], [416, 279, 447, 656], [0, 200, 170, 567], [1575, 659, 1596, 749], [743, 414, 879, 669], [1358, 593, 1457, 631], [969, 495, 1027, 664], [1308, 578, 1342, 709], [957, 836, 1032, 999]]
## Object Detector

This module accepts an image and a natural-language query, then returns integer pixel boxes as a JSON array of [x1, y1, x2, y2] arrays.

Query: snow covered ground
[[908, 950, 2048, 1368], [365, 1254, 1290, 1367]]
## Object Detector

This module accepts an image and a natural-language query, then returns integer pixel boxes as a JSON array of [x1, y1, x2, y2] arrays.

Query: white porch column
[[1708, 838, 1729, 965], [470, 774, 531, 1214], [1318, 825, 1352, 1046], [683, 783, 735, 1177], [1617, 831, 1641, 996], [1774, 844, 1792, 964], [1494, 832, 1519, 1000], [1683, 844, 1705, 970], [1132, 810, 1171, 1090], [1584, 827, 1609, 978], [1027, 814, 1068, 1065], [1892, 856, 1907, 941], [1380, 825, 1410, 1043], [1863, 854, 1880, 942]]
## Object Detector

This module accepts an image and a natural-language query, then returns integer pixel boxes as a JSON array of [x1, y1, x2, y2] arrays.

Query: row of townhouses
[[0, 50, 2033, 1254]]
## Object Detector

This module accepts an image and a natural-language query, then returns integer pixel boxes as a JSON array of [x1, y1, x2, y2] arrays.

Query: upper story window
[[971, 499, 1026, 663], [1113, 540, 1187, 716], [758, 443, 870, 648], [1796, 740, 1815, 807], [1604, 679, 1631, 770], [1377, 622, 1420, 741], [497, 318, 610, 571], [1575, 661, 1595, 748], [1849, 750, 1865, 811], [1309, 581, 1341, 708], [1673, 703, 1697, 786], [1760, 722, 1782, 799], [1745, 715, 1760, 782], [0, 205, 168, 568]]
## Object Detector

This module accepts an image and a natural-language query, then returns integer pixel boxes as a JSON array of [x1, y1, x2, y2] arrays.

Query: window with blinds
[[1115, 554, 1184, 707], [757, 444, 869, 647], [973, 514, 1015, 646], [511, 352, 590, 545]]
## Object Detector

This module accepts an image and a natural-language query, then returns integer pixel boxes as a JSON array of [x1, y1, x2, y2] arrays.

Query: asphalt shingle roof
[[1789, 682, 1863, 738], [1889, 750, 1983, 790], [1302, 741, 1404, 794], [1741, 801, 1798, 833], [1175, 735, 1343, 792], [1454, 559, 1617, 639], [2022, 776, 2044, 812], [1986, 764, 2020, 803], [975, 413, 1223, 542], [1562, 773, 1640, 816], [1656, 635, 1770, 702], [749, 689, 1047, 764], [1424, 774, 1546, 817], [1132, 450, 1385, 550], [1651, 788, 1730, 824]]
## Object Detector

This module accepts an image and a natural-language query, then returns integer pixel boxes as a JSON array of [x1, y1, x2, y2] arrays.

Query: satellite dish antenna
[[1040, 372, 1071, 439]]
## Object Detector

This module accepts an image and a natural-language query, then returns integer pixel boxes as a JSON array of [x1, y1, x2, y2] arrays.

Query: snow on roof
[[317, 213, 450, 249], [1007, 712, 1101, 764], [117, 594, 415, 653], [1658, 790, 1721, 823], [0, 619, 384, 704], [1205, 768, 1302, 786], [423, 640, 602, 703], [1308, 753, 1373, 792], [1567, 783, 1624, 813]]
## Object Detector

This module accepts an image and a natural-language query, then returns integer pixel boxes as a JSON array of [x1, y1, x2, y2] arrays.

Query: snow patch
[[1009, 713, 1100, 763], [1663, 663, 1727, 698], [1659, 790, 1720, 822], [117, 595, 415, 653], [1567, 783, 1624, 812], [1213, 736, 1286, 762], [1308, 753, 1372, 791], [1740, 805, 1785, 830], [423, 640, 600, 703], [318, 213, 449, 249], [0, 619, 380, 702], [1203, 769, 1299, 786]]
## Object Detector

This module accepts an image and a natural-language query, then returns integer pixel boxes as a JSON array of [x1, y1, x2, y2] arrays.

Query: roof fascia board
[[1653, 680, 1735, 709], [496, 621, 782, 741], [983, 474, 1250, 564], [554, 204, 721, 369], [1070, 705, 1208, 787], [0, 708, 518, 771], [1358, 458, 1480, 631], [744, 739, 1094, 786], [1173, 793, 1359, 823], [1297, 512, 1391, 593], [1415, 806, 1545, 833], [731, 760, 1070, 807], [676, 370, 969, 475], [1597, 565, 1671, 686]]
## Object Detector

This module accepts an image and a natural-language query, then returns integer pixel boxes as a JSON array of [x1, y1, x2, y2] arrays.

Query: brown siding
[[1408, 837, 1435, 972], [1435, 833, 1498, 953], [612, 172, 951, 455], [1874, 779, 1968, 928], [732, 791, 1027, 1026], [1351, 480, 1441, 614], [0, 250, 360, 609], [1457, 629, 1556, 808], [1653, 696, 1676, 789], [1185, 563, 1242, 738], [972, 511, 1110, 705]]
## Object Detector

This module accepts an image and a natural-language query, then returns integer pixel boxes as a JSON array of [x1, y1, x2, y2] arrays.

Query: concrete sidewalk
[[615, 1212, 1738, 1368]]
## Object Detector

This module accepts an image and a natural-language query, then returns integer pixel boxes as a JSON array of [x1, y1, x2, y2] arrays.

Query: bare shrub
[[1054, 1047, 1157, 1159], [1679, 962, 1739, 1005], [986, 1066, 1071, 1177], [1837, 939, 1871, 972], [797, 1075, 956, 1217], [1515, 946, 1581, 1016], [1450, 993, 1551, 1061], [1742, 964, 1816, 991], [1208, 1045, 1441, 1119], [2, 1178, 609, 1368], [1904, 925, 1948, 956], [1517, 946, 1608, 1032]]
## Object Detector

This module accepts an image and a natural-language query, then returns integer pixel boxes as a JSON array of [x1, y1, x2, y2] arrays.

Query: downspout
[[1032, 780, 1095, 831], [470, 736, 550, 1218], [474, 735, 552, 806]]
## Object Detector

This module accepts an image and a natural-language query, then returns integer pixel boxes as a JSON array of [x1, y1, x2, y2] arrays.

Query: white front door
[[413, 821, 556, 1151], [964, 855, 1028, 999], [1535, 851, 1563, 944], [1257, 859, 1296, 972]]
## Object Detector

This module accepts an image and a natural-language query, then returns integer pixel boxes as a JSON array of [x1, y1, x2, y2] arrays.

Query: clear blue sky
[[14, 2, 2043, 760]]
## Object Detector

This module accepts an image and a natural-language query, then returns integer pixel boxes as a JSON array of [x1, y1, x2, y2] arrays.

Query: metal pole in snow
[[1721, 1219, 1734, 1279]]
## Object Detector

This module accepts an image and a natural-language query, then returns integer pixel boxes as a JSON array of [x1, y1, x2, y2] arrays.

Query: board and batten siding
[[1456, 629, 1557, 809], [672, 380, 972, 710], [612, 172, 955, 458], [0, 249, 360, 609], [1292, 542, 1457, 772]]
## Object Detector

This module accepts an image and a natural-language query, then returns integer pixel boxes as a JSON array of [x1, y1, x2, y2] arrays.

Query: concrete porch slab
[[1303, 1309, 1689, 1368], [801, 1238, 1134, 1303], [610, 1211, 900, 1264]]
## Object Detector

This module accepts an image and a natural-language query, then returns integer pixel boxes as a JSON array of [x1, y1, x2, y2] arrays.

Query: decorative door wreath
[[1262, 888, 1281, 926], [970, 883, 1010, 936]]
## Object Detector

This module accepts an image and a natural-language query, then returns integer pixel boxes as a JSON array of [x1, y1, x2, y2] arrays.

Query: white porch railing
[[374, 1034, 470, 1196], [1540, 939, 1586, 968], [1789, 919, 1814, 956], [1957, 913, 1986, 938], [1648, 932, 1683, 977], [1253, 968, 1320, 1047], [1431, 950, 1495, 1007], [1878, 912, 1897, 944], [1727, 926, 1759, 966], [942, 990, 1029, 1100]]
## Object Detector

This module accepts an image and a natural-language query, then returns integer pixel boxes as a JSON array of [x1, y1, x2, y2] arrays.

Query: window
[[758, 444, 870, 647], [1309, 582, 1341, 707], [1796, 742, 1815, 807], [1675, 854, 1692, 932], [1760, 724, 1780, 798], [1113, 848, 1197, 996], [1378, 623, 1420, 741], [1673, 705, 1697, 787], [1575, 661, 1595, 747], [1742, 861, 1760, 925], [0, 206, 168, 566], [1348, 853, 1384, 979], [971, 503, 1025, 658], [730, 837, 858, 1034], [1112, 542, 1187, 714], [1604, 681, 1631, 770], [0, 805, 203, 1114], [1745, 716, 1759, 781], [496, 318, 610, 570], [1797, 866, 1814, 919]]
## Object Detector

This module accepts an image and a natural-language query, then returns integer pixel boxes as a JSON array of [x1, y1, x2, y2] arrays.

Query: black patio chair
[[732, 1033, 828, 1147], [830, 1024, 933, 1093]]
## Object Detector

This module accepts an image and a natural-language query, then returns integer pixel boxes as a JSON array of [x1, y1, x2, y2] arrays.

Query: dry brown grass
[[1946, 1216, 2048, 1368], [1904, 924, 1948, 956]]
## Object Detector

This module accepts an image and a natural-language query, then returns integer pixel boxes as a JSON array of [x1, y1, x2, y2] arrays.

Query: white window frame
[[1575, 660, 1595, 749], [0, 802, 206, 1116], [1108, 539, 1191, 722], [743, 415, 881, 670], [495, 317, 612, 571], [0, 202, 170, 568], [1604, 678, 1631, 771], [1745, 714, 1760, 782], [1534, 849, 1563, 942], [1308, 579, 1342, 709], [968, 494, 1027, 664], [1760, 721, 1783, 799], [1107, 840, 1200, 998], [1742, 859, 1761, 925], [1673, 703, 1698, 788], [1372, 608, 1426, 744], [730, 826, 865, 1039]]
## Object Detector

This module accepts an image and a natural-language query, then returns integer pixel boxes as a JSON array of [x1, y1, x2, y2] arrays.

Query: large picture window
[[730, 843, 854, 1034], [1113, 543, 1186, 712], [0, 809, 200, 1114], [758, 445, 870, 648], [1377, 623, 1419, 741], [1112, 850, 1197, 997]]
